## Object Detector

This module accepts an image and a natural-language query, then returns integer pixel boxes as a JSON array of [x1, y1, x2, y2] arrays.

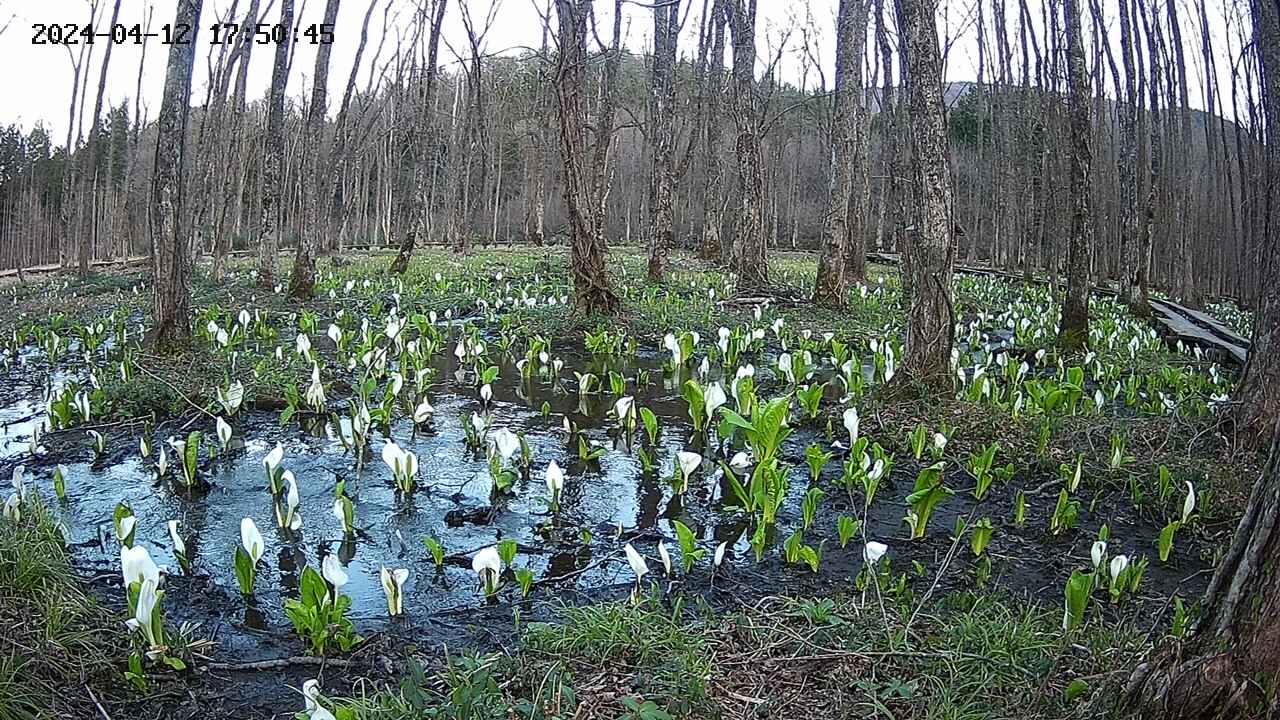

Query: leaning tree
[[148, 0, 204, 351]]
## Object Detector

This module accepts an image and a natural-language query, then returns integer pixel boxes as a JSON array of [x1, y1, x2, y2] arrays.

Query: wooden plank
[[1148, 300, 1248, 364]]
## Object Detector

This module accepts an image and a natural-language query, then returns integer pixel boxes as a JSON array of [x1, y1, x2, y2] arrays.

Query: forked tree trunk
[[148, 0, 203, 352], [645, 0, 679, 282], [289, 0, 342, 299], [1057, 0, 1093, 351], [257, 0, 294, 288], [895, 0, 955, 387], [554, 0, 620, 315], [814, 0, 869, 306], [725, 0, 767, 290]]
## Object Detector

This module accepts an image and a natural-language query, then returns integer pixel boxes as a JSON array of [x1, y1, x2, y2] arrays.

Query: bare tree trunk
[[725, 0, 767, 290], [390, 0, 447, 274], [699, 0, 728, 262], [524, 0, 552, 248], [79, 0, 123, 277], [645, 0, 680, 282], [1116, 0, 1146, 313], [1232, 0, 1280, 446], [553, 0, 621, 314], [212, 0, 260, 281], [258, 0, 294, 288], [814, 0, 869, 305], [895, 0, 955, 388], [149, 0, 203, 351], [289, 0, 341, 298], [1057, 0, 1093, 351]]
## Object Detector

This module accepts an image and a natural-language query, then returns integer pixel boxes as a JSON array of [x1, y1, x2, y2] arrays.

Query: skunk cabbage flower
[[302, 679, 337, 720], [676, 451, 702, 482], [843, 408, 860, 447], [863, 541, 888, 566], [3, 493, 19, 522], [241, 518, 265, 564], [1182, 482, 1196, 523], [381, 440, 419, 491], [479, 383, 493, 404], [663, 333, 682, 365], [9, 466, 24, 501], [704, 383, 727, 418], [472, 546, 502, 596], [295, 333, 312, 357], [130, 578, 161, 647], [614, 396, 635, 428], [658, 541, 672, 576], [413, 398, 435, 424], [327, 324, 342, 346], [624, 543, 649, 584], [322, 554, 348, 591], [714, 542, 727, 568], [120, 544, 161, 589], [380, 567, 409, 617], [263, 443, 285, 489], [932, 433, 947, 454], [306, 365, 326, 410], [728, 451, 753, 474], [216, 416, 233, 450], [1091, 541, 1107, 569], [491, 429, 520, 462], [276, 471, 303, 531], [1109, 555, 1129, 585], [545, 460, 565, 506]]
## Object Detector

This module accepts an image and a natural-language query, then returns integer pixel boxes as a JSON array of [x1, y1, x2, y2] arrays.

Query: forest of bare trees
[[0, 0, 1270, 312]]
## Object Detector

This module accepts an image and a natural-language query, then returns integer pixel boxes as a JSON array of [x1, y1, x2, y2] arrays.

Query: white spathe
[[240, 517, 265, 564], [624, 543, 649, 583], [863, 541, 888, 566]]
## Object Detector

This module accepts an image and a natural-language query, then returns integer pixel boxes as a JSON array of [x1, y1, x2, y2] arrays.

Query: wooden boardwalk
[[1148, 298, 1250, 364]]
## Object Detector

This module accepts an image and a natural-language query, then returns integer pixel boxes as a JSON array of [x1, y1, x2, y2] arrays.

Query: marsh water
[[0, 331, 1213, 660]]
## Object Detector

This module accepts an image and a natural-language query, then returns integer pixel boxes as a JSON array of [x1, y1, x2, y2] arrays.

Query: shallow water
[[0, 331, 1214, 658]]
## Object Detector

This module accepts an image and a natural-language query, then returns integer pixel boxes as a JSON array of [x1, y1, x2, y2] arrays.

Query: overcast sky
[[0, 0, 1250, 144]]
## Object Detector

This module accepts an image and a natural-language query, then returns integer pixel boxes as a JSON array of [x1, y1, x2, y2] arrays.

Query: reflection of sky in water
[[4, 347, 767, 628]]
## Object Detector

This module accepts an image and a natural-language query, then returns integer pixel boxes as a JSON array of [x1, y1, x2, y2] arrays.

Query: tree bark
[[553, 0, 621, 315], [1232, 0, 1280, 446], [1056, 0, 1093, 351], [725, 0, 767, 290], [523, 0, 552, 248], [699, 0, 728, 262], [1132, 425, 1280, 718], [895, 0, 955, 388], [289, 0, 342, 299], [257, 0, 294, 289], [645, 0, 680, 282], [148, 0, 203, 352], [80, 0, 124, 278], [390, 0, 447, 275], [814, 0, 869, 305]]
